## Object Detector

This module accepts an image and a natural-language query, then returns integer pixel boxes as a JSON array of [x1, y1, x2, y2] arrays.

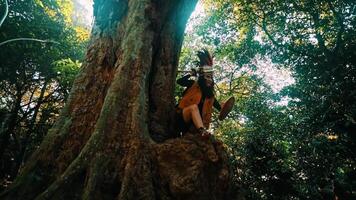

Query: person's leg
[[182, 104, 204, 129], [182, 105, 211, 139]]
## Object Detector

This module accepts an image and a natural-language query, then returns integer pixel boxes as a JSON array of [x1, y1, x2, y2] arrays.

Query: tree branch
[[0, 0, 8, 27], [24, 85, 38, 113], [0, 38, 59, 47]]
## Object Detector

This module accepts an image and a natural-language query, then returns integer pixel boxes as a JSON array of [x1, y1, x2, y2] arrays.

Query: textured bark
[[0, 0, 236, 199]]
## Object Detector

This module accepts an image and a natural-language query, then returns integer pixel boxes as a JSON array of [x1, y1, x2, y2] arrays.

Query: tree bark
[[0, 1, 234, 199]]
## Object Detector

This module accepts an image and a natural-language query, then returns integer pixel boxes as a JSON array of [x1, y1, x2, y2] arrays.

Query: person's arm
[[213, 98, 221, 111], [177, 74, 194, 87]]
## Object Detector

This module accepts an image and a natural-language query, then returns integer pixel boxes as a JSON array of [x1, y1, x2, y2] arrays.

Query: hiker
[[176, 49, 234, 138]]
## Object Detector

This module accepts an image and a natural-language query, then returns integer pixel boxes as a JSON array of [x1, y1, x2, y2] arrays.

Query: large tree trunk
[[0, 0, 233, 199]]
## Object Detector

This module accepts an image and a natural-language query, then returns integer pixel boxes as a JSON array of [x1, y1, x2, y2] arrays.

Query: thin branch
[[0, 0, 8, 27], [18, 90, 58, 120], [0, 38, 59, 47], [344, 114, 356, 124], [260, 18, 284, 50], [24, 85, 38, 113]]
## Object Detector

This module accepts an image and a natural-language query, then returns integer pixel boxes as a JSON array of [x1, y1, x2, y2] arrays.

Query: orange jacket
[[178, 82, 215, 128]]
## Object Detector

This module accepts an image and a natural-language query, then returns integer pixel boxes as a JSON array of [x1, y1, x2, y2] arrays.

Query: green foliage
[[53, 58, 81, 98], [1, 0, 355, 198], [0, 0, 86, 189], [178, 0, 356, 199]]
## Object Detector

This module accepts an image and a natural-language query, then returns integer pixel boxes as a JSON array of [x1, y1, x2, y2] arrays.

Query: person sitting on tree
[[176, 49, 233, 138]]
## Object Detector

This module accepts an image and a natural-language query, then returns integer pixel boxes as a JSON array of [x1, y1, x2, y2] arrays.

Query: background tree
[[2, 0, 355, 199], [182, 0, 356, 199], [1, 0, 235, 199], [0, 0, 86, 189]]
